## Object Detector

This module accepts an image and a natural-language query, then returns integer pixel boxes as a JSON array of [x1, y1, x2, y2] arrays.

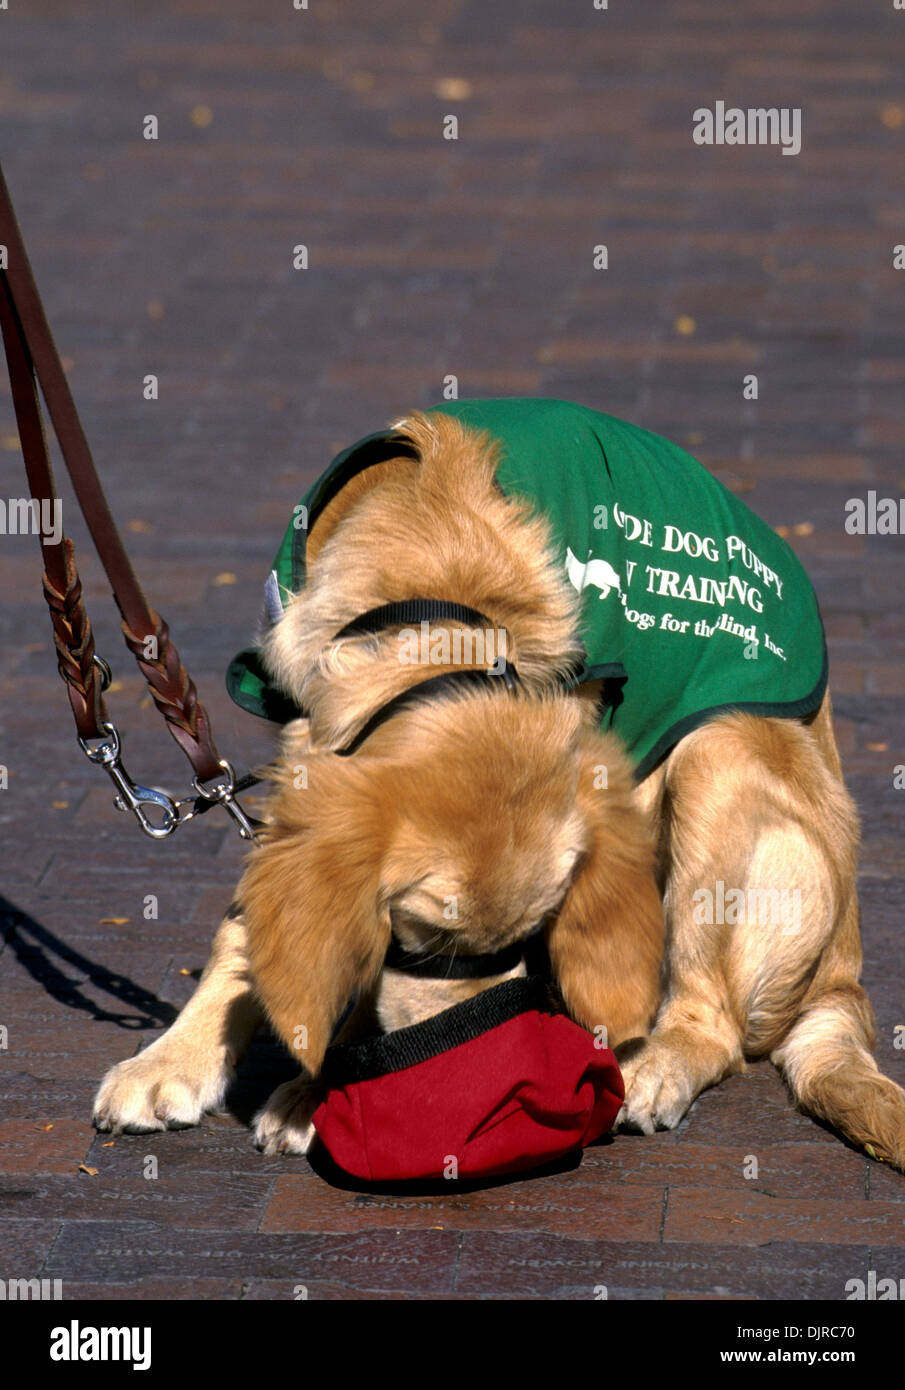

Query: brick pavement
[[1, 0, 904, 1300]]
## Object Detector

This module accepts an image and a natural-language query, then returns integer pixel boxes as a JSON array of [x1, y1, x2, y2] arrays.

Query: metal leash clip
[[184, 758, 260, 842], [77, 656, 259, 842], [78, 719, 181, 839]]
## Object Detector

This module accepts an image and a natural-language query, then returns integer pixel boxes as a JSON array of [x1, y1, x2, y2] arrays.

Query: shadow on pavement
[[0, 894, 178, 1030]]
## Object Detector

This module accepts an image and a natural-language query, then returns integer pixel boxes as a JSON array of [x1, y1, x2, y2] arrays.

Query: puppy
[[95, 404, 905, 1170]]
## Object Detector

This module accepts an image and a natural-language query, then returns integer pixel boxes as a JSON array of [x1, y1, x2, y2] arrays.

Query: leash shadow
[[0, 894, 177, 1030]]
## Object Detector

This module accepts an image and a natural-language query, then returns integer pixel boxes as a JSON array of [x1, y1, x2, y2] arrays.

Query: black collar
[[383, 934, 528, 978], [331, 597, 521, 757], [384, 919, 549, 979]]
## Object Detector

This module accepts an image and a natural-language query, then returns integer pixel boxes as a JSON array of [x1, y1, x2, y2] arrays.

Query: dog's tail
[[773, 982, 905, 1171]]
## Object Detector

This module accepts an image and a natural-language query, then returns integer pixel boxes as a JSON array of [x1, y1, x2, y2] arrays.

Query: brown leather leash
[[0, 162, 258, 841]]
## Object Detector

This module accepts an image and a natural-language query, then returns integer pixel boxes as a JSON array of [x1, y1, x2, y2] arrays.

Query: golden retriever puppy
[[94, 404, 905, 1171]]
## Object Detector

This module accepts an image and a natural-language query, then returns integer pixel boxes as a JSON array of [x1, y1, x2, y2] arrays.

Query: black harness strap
[[335, 664, 521, 756], [334, 598, 497, 641], [329, 595, 522, 756]]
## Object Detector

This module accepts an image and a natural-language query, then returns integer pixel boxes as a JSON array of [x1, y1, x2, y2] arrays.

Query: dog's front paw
[[253, 1076, 322, 1156], [614, 1042, 695, 1134], [93, 1038, 232, 1134]]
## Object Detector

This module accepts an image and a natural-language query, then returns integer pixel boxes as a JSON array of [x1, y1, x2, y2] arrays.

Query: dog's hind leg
[[616, 707, 887, 1141], [93, 909, 262, 1134], [771, 899, 905, 1170]]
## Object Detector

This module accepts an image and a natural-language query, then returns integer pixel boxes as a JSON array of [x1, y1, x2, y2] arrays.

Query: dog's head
[[237, 410, 662, 1075], [238, 688, 662, 1076]]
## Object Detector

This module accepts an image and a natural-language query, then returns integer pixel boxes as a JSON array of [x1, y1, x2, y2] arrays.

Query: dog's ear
[[546, 740, 663, 1047], [236, 757, 393, 1075]]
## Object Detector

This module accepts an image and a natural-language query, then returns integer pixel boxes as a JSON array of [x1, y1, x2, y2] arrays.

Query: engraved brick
[[261, 1171, 664, 1241]]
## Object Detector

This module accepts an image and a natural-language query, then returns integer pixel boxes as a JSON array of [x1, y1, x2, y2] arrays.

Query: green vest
[[227, 398, 827, 780]]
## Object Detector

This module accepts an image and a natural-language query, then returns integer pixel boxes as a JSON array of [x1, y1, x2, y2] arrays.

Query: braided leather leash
[[0, 162, 258, 841]]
